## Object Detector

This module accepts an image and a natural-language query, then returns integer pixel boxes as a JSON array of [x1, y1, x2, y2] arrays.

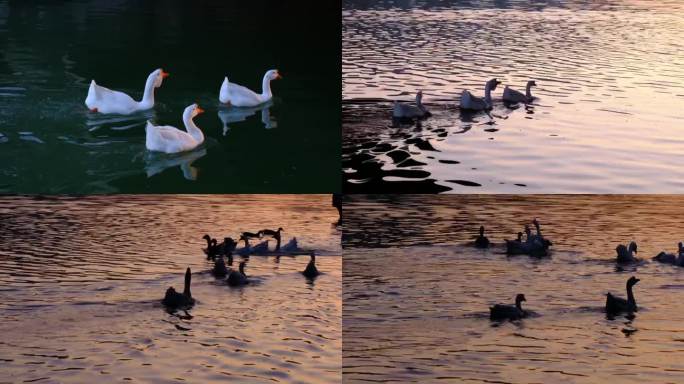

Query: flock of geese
[[392, 78, 537, 119], [161, 227, 318, 310], [84, 68, 281, 154], [473, 219, 677, 321]]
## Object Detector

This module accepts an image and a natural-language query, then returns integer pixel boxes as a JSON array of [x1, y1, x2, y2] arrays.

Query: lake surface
[[343, 195, 684, 383], [0, 1, 340, 193], [342, 1, 684, 193], [0, 195, 341, 383]]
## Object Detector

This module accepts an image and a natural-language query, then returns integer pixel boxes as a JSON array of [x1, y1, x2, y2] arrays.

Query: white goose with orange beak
[[145, 104, 205, 154], [219, 69, 281, 107], [85, 68, 169, 114]]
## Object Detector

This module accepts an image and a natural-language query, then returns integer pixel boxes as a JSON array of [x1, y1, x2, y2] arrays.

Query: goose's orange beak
[[196, 106, 205, 114], [275, 72, 282, 79], [161, 70, 170, 78]]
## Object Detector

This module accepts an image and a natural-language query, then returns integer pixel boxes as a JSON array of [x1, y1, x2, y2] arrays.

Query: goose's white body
[[145, 104, 205, 154], [219, 69, 281, 107], [85, 69, 167, 115]]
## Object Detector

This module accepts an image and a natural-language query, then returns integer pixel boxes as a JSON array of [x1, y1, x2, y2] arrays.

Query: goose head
[[151, 68, 170, 88], [527, 80, 537, 88], [486, 78, 501, 91], [182, 103, 205, 120], [515, 293, 526, 308], [629, 241, 638, 254], [416, 90, 423, 103], [277, 227, 284, 233], [202, 234, 211, 241], [265, 69, 282, 81], [627, 276, 640, 288]]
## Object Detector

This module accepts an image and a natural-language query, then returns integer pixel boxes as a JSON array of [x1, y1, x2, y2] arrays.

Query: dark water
[[343, 0, 684, 193], [0, 195, 341, 383], [0, 1, 340, 193], [343, 195, 684, 383]]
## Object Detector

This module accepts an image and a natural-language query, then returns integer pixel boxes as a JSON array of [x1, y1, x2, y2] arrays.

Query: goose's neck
[[183, 273, 191, 298], [261, 75, 273, 99], [242, 238, 249, 248], [626, 284, 636, 305], [484, 85, 493, 107], [526, 83, 533, 99], [515, 300, 523, 311], [140, 76, 157, 108], [183, 114, 204, 143]]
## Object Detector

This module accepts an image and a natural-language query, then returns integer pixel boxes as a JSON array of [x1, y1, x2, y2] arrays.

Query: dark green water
[[0, 1, 340, 193]]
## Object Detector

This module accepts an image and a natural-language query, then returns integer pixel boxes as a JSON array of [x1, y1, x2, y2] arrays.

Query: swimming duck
[[219, 69, 281, 107], [162, 267, 195, 309], [653, 242, 683, 264], [227, 261, 249, 286], [459, 78, 501, 111], [616, 241, 638, 263], [280, 237, 299, 253], [502, 80, 536, 104], [505, 232, 525, 254], [393, 90, 431, 119], [202, 235, 220, 260], [490, 294, 527, 320], [302, 254, 320, 279], [85, 68, 169, 114], [474, 225, 490, 248], [145, 104, 205, 154], [605, 276, 640, 314], [529, 218, 553, 248]]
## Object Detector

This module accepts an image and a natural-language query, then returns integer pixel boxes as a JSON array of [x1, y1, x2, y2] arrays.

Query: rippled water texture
[[343, 0, 684, 192], [0, 195, 341, 383], [0, 1, 340, 193], [343, 195, 684, 383]]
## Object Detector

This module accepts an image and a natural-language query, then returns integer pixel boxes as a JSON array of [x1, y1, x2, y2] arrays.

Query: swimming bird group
[[480, 219, 684, 321], [85, 68, 281, 154], [162, 228, 319, 310], [392, 78, 537, 120]]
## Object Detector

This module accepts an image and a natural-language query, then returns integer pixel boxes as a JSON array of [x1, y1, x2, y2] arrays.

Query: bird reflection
[[217, 101, 276, 136], [144, 147, 207, 180], [85, 109, 156, 132]]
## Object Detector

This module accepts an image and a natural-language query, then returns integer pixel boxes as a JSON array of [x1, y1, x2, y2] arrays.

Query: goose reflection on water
[[85, 108, 156, 132], [217, 100, 276, 136], [144, 147, 207, 181]]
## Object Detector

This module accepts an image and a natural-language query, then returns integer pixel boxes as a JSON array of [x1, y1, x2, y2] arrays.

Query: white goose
[[503, 80, 537, 104], [85, 68, 169, 114], [219, 69, 281, 107], [145, 104, 205, 154], [459, 78, 501, 111]]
